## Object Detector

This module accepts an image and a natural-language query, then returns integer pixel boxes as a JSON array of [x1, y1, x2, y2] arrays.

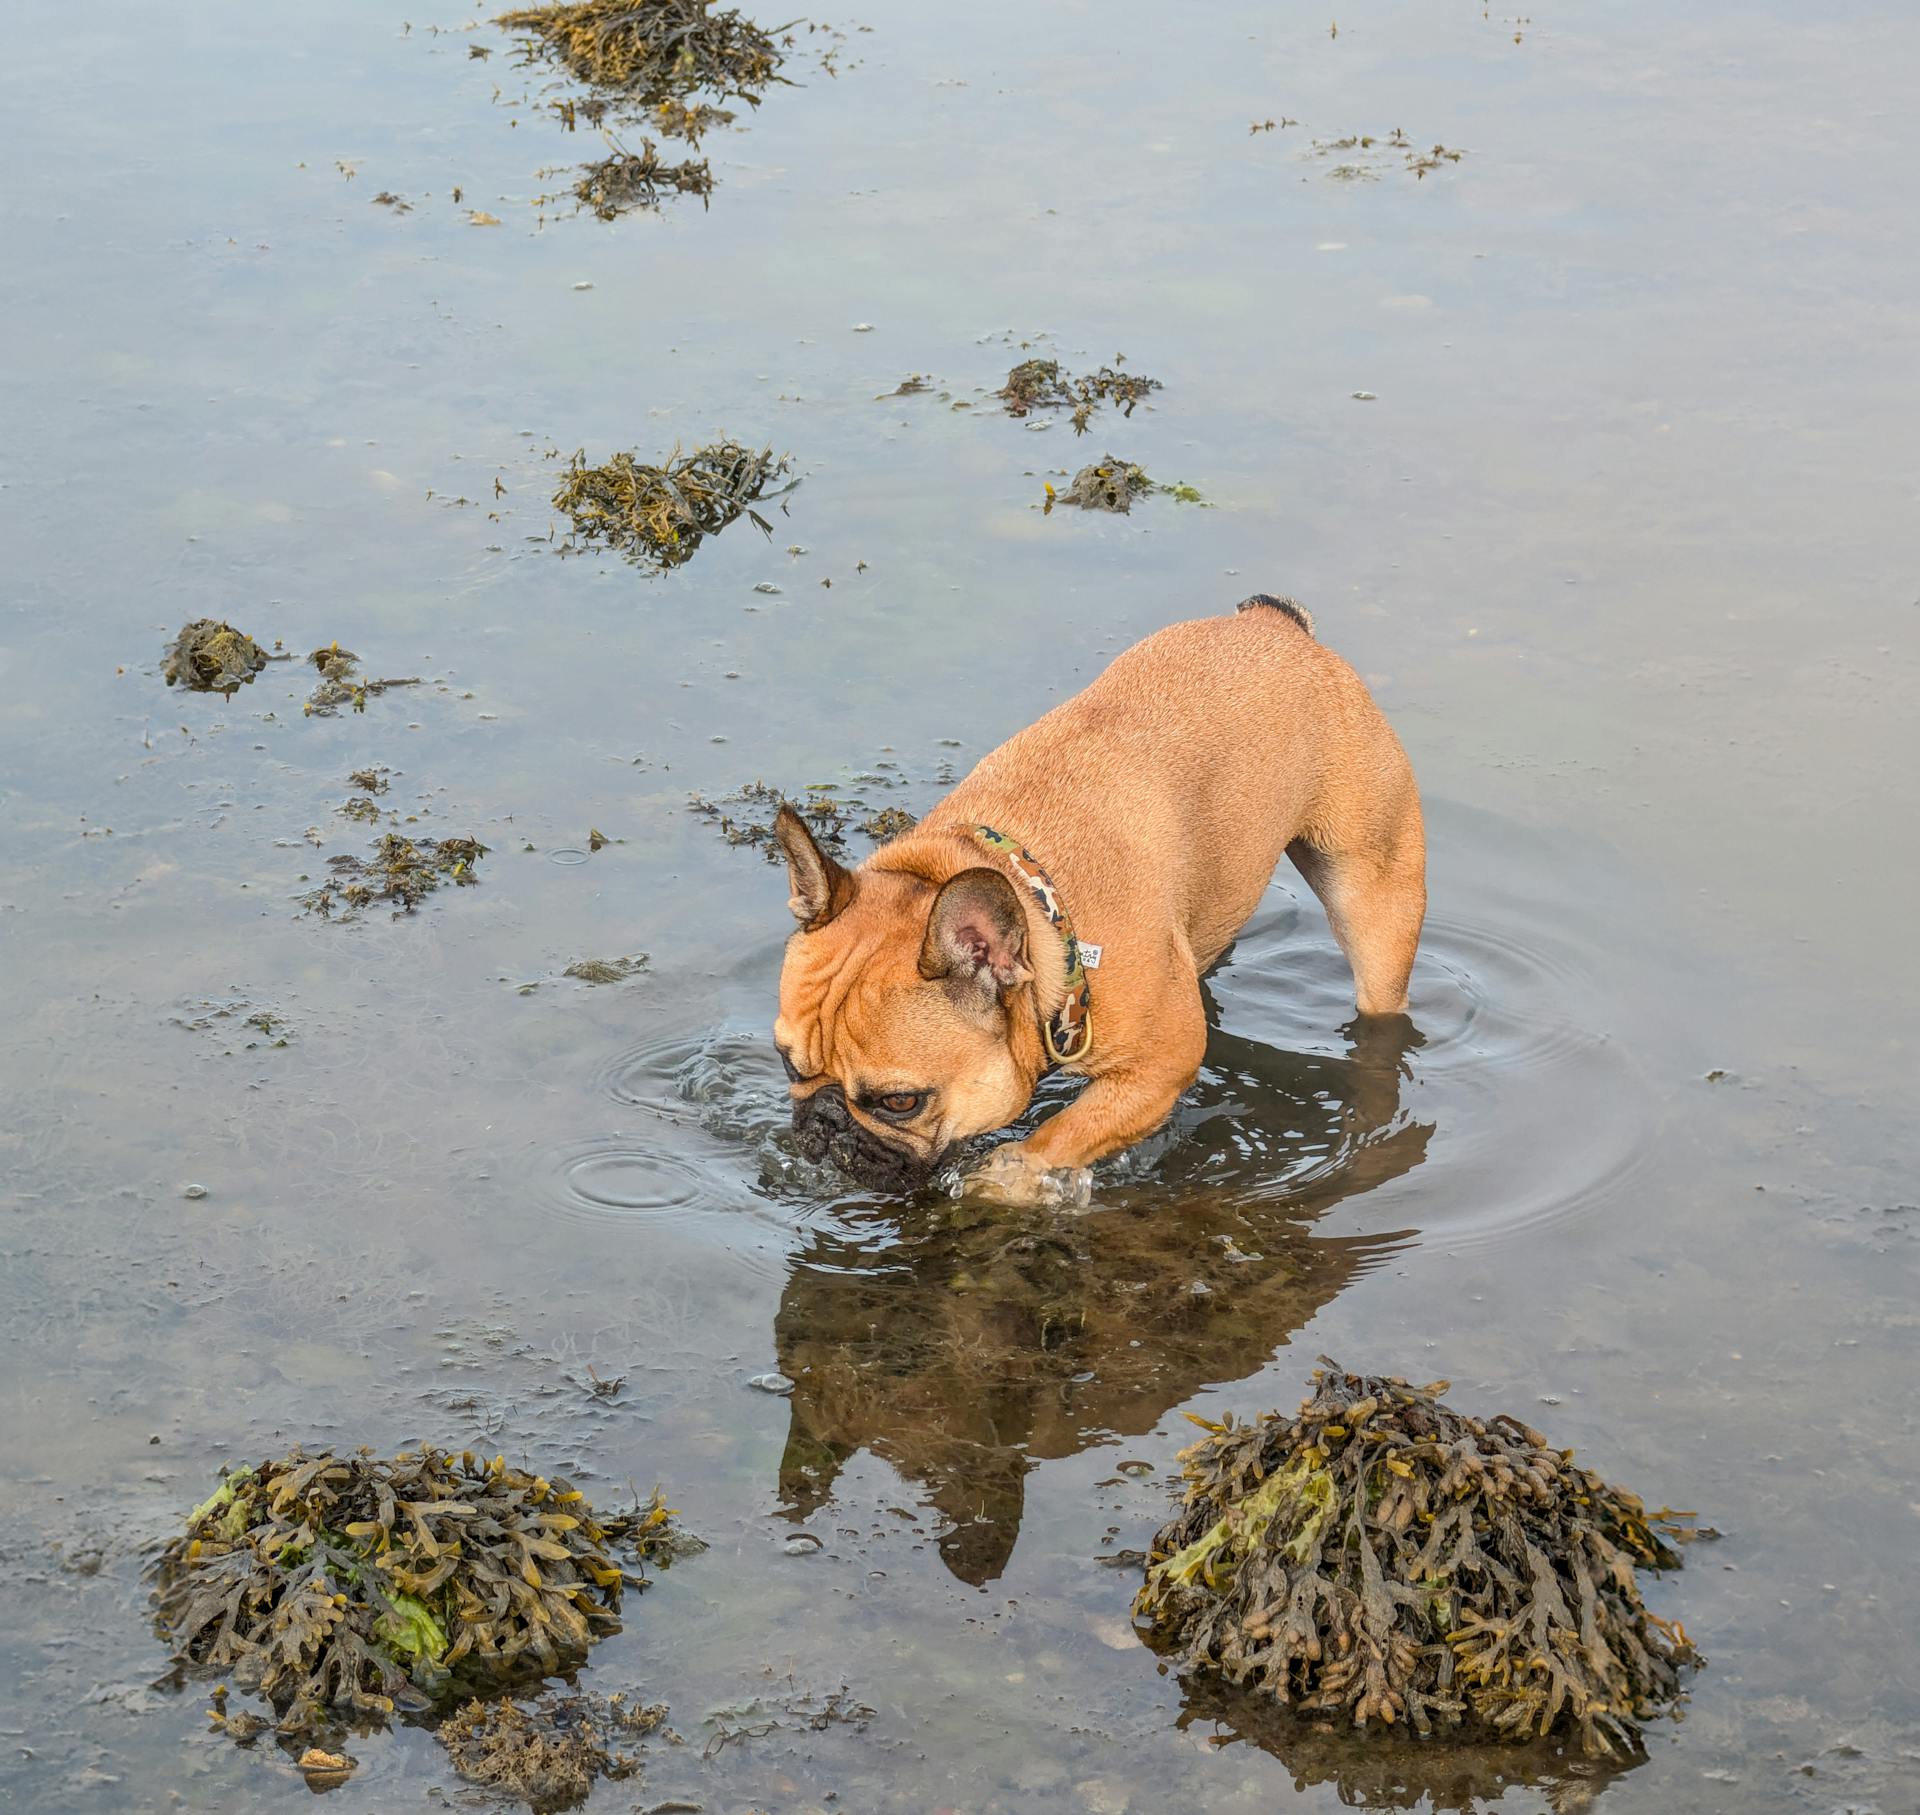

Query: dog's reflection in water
[[772, 1016, 1431, 1585]]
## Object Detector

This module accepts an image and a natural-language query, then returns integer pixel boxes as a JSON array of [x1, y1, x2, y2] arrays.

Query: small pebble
[[753, 581, 782, 595], [181, 1183, 208, 1200], [748, 1371, 795, 1394], [1351, 390, 1378, 401], [784, 1532, 823, 1554]]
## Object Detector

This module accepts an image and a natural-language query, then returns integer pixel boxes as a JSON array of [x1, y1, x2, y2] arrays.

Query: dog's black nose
[[791, 1082, 850, 1164]]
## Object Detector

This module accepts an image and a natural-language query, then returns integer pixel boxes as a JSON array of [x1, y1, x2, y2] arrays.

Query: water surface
[[3, 0, 1917, 1809]]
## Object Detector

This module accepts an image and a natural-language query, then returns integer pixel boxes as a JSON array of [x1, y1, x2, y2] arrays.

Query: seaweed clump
[[1135, 1360, 1702, 1758], [998, 358, 1163, 433], [304, 642, 424, 717], [1057, 455, 1155, 513], [687, 779, 918, 861], [497, 0, 792, 110], [1310, 128, 1467, 181], [573, 137, 714, 218], [998, 358, 1075, 416], [164, 619, 270, 693], [302, 832, 487, 917], [150, 1449, 681, 1737], [564, 955, 649, 984], [551, 442, 789, 568], [439, 1690, 666, 1809]]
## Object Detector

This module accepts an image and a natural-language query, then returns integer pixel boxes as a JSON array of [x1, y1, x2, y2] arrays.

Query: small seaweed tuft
[[551, 442, 790, 568]]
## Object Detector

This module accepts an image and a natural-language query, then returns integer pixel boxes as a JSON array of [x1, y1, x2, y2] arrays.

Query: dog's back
[[930, 603, 1414, 970]]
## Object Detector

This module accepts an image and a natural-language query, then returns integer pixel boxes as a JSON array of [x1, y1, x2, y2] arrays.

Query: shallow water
[[3, 0, 1917, 1809]]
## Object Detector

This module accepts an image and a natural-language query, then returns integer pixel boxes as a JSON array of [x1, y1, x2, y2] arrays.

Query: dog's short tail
[[1236, 593, 1315, 637]]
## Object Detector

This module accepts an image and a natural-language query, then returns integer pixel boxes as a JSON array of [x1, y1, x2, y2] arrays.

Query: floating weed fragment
[[295, 1747, 356, 1787], [1055, 455, 1155, 514], [1045, 456, 1206, 514], [1307, 127, 1467, 181], [572, 137, 713, 217], [564, 955, 649, 984], [551, 442, 791, 568], [347, 767, 391, 795], [163, 619, 269, 693], [439, 1690, 667, 1805], [150, 1451, 688, 1746], [687, 778, 918, 861], [1134, 1359, 1702, 1757], [301, 833, 488, 918], [649, 97, 736, 140], [997, 358, 1074, 416], [304, 643, 424, 718], [1000, 358, 1163, 433]]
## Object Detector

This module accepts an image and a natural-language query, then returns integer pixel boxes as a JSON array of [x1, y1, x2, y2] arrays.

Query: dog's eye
[[877, 1091, 925, 1117]]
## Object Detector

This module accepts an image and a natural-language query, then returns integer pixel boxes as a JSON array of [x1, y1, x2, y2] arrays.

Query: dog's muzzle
[[792, 1084, 936, 1193]]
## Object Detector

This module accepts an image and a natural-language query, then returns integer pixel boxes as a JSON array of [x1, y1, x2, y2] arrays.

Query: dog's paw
[[964, 1142, 1093, 1210]]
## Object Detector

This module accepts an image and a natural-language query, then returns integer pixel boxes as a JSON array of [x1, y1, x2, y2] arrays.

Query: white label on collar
[[1077, 942, 1103, 969]]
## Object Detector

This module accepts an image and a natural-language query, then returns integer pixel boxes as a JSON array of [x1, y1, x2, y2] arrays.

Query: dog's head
[[771, 806, 1040, 1192]]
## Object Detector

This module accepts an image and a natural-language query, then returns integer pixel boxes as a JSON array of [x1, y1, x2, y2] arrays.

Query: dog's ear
[[774, 804, 855, 931], [919, 867, 1033, 996]]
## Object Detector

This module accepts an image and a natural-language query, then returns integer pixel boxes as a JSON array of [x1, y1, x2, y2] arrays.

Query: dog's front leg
[[967, 1003, 1207, 1207]]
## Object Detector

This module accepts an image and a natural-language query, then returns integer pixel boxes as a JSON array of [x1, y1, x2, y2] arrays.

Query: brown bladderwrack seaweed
[[1057, 455, 1155, 513], [150, 1450, 683, 1739], [304, 642, 424, 717], [438, 1690, 666, 1809], [164, 619, 270, 693], [573, 137, 713, 216], [551, 442, 790, 567], [564, 955, 649, 984], [497, 0, 792, 110], [1134, 1360, 1702, 1758], [999, 358, 1163, 433], [997, 358, 1076, 416], [687, 779, 918, 861], [301, 832, 487, 917]]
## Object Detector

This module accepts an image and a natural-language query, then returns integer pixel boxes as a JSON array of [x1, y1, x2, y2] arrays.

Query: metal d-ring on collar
[[971, 824, 1094, 1067]]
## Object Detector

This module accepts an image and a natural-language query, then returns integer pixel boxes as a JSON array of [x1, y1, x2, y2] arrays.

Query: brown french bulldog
[[773, 599, 1425, 1203]]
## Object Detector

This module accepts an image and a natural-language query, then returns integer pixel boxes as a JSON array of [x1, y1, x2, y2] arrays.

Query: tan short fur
[[773, 602, 1425, 1199]]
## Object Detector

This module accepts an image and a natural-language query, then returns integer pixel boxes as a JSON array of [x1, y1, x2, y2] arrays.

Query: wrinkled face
[[775, 867, 1036, 1192]]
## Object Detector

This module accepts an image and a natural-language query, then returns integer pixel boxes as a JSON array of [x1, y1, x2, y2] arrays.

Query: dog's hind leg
[[1288, 782, 1426, 1017]]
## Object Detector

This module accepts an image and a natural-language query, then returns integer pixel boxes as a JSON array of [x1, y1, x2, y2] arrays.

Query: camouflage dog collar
[[972, 824, 1094, 1067]]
